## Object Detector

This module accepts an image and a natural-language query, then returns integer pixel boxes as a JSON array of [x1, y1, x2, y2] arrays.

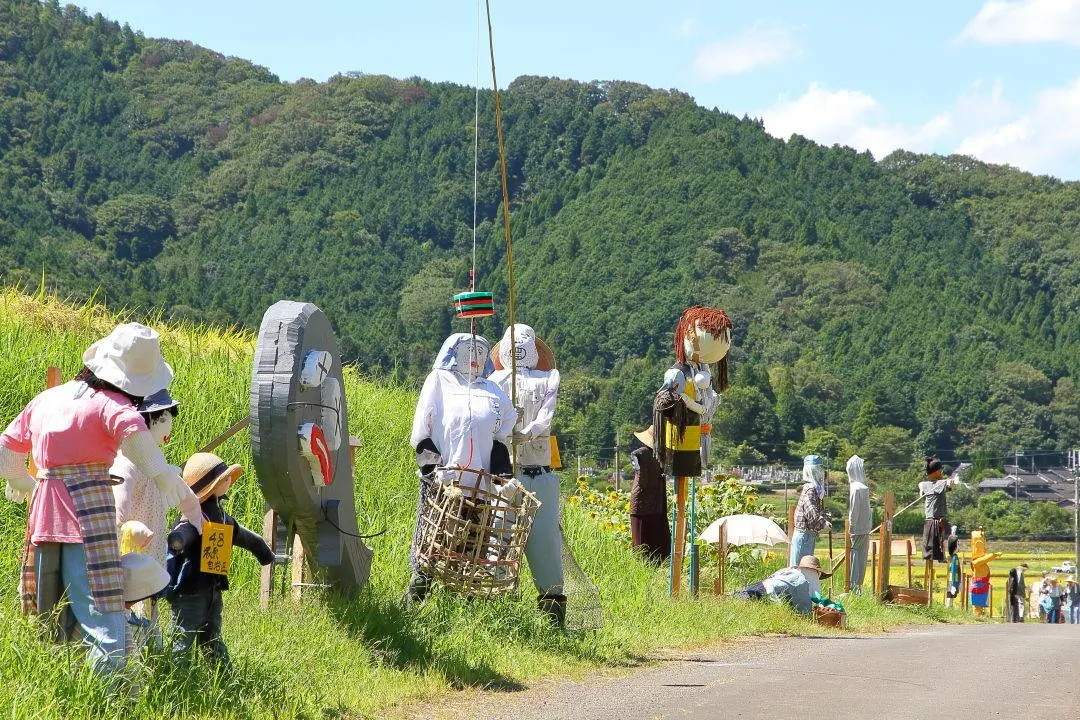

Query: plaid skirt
[[21, 463, 123, 615]]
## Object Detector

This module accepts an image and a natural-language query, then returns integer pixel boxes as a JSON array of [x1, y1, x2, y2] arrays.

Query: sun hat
[[182, 451, 243, 502], [83, 323, 173, 397], [797, 555, 833, 579], [633, 425, 655, 450], [137, 387, 180, 415], [121, 552, 171, 603]]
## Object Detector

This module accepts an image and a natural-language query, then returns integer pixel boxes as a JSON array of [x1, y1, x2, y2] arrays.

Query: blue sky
[[81, 0, 1080, 179]]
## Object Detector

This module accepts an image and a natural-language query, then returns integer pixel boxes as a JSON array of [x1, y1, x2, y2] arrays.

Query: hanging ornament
[[453, 290, 495, 319]]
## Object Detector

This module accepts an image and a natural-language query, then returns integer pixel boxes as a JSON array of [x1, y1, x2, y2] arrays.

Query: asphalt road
[[423, 624, 1079, 720]]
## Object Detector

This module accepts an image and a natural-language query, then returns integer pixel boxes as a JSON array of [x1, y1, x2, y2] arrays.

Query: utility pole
[[1014, 450, 1021, 502], [1072, 448, 1078, 571], [613, 432, 620, 492]]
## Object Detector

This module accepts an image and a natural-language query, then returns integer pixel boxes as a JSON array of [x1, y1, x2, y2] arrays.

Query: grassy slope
[[0, 291, 960, 720]]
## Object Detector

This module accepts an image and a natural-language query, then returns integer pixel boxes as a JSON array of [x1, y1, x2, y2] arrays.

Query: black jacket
[[166, 496, 274, 596]]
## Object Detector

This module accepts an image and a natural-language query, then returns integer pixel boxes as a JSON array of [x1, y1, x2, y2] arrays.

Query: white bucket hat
[[83, 323, 173, 397], [121, 552, 171, 603]]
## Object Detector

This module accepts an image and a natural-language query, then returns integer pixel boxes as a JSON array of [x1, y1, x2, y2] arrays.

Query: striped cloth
[[20, 463, 123, 614]]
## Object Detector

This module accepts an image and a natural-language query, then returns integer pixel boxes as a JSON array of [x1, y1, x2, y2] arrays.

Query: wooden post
[[291, 532, 306, 601], [714, 524, 726, 596], [671, 477, 688, 597], [989, 584, 993, 618], [928, 562, 934, 607], [787, 504, 796, 540], [844, 518, 852, 592], [871, 540, 878, 595], [908, 544, 914, 588], [962, 574, 969, 611], [878, 491, 894, 599], [260, 507, 278, 610]]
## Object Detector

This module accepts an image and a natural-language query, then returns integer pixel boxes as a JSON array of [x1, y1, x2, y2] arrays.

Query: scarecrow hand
[[5, 482, 28, 504], [177, 489, 203, 534], [153, 468, 194, 512]]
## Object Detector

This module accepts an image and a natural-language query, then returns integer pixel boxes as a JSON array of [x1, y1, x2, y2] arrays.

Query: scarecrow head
[[497, 324, 540, 370], [673, 306, 733, 391], [436, 333, 492, 382]]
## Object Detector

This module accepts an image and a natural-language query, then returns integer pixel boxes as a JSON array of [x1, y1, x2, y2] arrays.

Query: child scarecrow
[[968, 527, 1000, 616], [165, 452, 275, 665], [113, 388, 200, 566], [119, 522, 171, 653], [0, 323, 194, 674], [490, 324, 565, 624], [404, 332, 517, 605]]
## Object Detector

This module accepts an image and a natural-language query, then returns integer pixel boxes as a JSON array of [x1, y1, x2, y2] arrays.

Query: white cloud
[[677, 17, 696, 38], [692, 26, 796, 80], [759, 79, 1080, 179], [959, 0, 1080, 45], [759, 83, 950, 158], [956, 78, 1080, 176]]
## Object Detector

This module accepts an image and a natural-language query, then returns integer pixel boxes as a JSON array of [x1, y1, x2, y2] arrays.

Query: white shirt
[[489, 367, 560, 467], [849, 481, 871, 535], [111, 452, 168, 565], [410, 369, 516, 482]]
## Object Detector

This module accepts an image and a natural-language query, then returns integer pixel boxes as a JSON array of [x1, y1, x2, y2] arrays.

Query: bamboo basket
[[414, 467, 540, 597]]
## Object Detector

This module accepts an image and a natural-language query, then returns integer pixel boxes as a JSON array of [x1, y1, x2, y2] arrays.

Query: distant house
[[977, 465, 1076, 507]]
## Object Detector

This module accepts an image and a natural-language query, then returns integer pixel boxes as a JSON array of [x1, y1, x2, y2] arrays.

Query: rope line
[[484, 0, 518, 472]]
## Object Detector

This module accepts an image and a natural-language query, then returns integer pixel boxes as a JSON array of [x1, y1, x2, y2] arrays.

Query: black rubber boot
[[538, 592, 567, 628], [402, 574, 432, 608]]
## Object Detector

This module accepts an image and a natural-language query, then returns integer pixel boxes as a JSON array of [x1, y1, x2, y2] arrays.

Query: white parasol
[[699, 514, 789, 547]]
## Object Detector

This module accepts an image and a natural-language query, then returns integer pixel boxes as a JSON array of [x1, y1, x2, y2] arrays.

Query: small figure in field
[[629, 425, 671, 564], [945, 525, 961, 608], [846, 455, 870, 593], [789, 455, 828, 567], [165, 452, 276, 666], [734, 555, 833, 616], [918, 457, 956, 563]]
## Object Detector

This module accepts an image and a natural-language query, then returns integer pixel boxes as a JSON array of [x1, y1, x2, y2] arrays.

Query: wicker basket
[[414, 467, 540, 597], [814, 606, 846, 628]]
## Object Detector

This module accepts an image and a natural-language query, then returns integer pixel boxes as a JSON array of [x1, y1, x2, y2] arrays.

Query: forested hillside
[[2, 0, 1079, 479]]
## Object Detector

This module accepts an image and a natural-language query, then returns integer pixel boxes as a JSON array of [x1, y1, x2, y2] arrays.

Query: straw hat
[[182, 452, 243, 502], [121, 552, 171, 603], [633, 425, 655, 450], [83, 323, 173, 397], [797, 555, 833, 579]]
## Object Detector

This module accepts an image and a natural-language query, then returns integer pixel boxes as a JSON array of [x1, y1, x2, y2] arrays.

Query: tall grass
[[0, 290, 956, 719]]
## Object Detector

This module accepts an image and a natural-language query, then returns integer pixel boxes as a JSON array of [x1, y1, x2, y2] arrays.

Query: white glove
[[5, 482, 28, 504], [152, 467, 190, 509], [0, 447, 35, 493], [498, 478, 521, 500]]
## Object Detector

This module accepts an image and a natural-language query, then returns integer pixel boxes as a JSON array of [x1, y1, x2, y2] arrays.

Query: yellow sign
[[200, 521, 234, 576]]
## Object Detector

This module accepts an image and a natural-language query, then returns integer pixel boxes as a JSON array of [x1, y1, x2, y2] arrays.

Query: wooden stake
[[844, 518, 851, 591], [787, 504, 796, 540], [291, 531, 306, 601], [871, 541, 878, 595], [260, 507, 277, 610], [714, 523, 726, 596], [671, 476, 688, 598], [878, 491, 894, 599]]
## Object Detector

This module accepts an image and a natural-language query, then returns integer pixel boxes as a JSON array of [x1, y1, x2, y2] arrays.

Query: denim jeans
[[37, 543, 126, 673], [1070, 603, 1080, 624], [169, 588, 229, 665], [519, 470, 564, 595], [789, 529, 818, 567]]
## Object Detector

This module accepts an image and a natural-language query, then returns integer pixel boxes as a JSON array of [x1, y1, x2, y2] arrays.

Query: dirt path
[[403, 624, 1079, 719]]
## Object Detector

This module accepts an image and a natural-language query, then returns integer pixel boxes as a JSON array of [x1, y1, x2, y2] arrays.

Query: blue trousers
[[789, 529, 818, 567], [37, 543, 127, 673]]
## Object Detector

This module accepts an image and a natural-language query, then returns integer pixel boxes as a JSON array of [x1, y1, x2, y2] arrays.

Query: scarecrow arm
[[168, 522, 200, 556], [518, 369, 560, 440], [409, 373, 440, 449], [121, 432, 200, 529], [0, 445, 34, 495], [414, 438, 441, 477], [230, 515, 275, 565]]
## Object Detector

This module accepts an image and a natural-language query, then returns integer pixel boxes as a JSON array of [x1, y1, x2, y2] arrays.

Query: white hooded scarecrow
[[489, 324, 566, 625], [405, 333, 517, 604], [0, 323, 199, 675], [789, 455, 828, 567], [846, 455, 871, 592]]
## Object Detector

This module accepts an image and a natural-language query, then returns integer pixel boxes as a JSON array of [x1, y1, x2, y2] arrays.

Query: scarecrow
[[404, 333, 517, 605], [918, 457, 956, 562], [946, 525, 961, 608], [790, 455, 828, 567], [489, 324, 567, 624], [629, 425, 670, 564], [846, 455, 871, 592], [968, 527, 1000, 615], [654, 306, 732, 593], [0, 323, 195, 674], [165, 452, 276, 665]]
